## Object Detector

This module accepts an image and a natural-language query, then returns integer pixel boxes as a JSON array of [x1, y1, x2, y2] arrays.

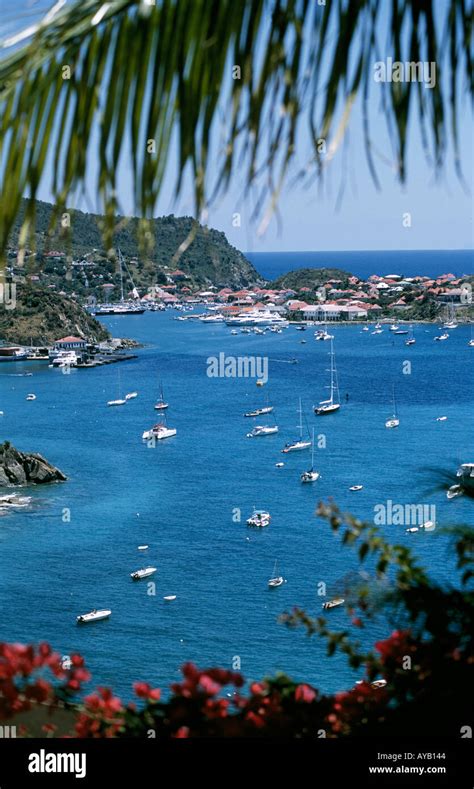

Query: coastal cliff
[[0, 442, 67, 487], [0, 282, 110, 345]]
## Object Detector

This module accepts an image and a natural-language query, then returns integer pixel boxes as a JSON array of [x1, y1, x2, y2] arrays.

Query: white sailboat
[[443, 303, 458, 329], [405, 326, 416, 345], [247, 424, 279, 437], [300, 429, 320, 482], [385, 385, 400, 429], [268, 560, 284, 588], [282, 398, 312, 452], [107, 368, 127, 406], [434, 333, 449, 341], [314, 338, 341, 415], [154, 381, 169, 410], [125, 391, 138, 400], [468, 326, 474, 347]]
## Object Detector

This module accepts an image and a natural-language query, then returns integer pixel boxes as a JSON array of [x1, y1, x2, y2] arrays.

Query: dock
[[75, 353, 137, 368]]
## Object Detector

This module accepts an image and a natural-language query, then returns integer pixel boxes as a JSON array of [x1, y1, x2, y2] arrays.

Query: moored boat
[[77, 609, 111, 624], [322, 598, 344, 610], [131, 567, 157, 580], [246, 509, 271, 528]]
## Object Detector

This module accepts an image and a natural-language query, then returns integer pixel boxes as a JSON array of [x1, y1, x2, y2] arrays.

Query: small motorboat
[[275, 462, 285, 468], [107, 398, 127, 406], [163, 595, 177, 601], [246, 510, 271, 528], [0, 494, 31, 508], [420, 520, 436, 531], [26, 394, 36, 401], [322, 598, 344, 610], [138, 545, 149, 550], [447, 484, 463, 500], [77, 609, 111, 624], [349, 485, 363, 491], [434, 333, 449, 341], [370, 679, 387, 689], [230, 329, 238, 335], [131, 567, 157, 580], [406, 527, 419, 533], [436, 416, 447, 421], [256, 380, 265, 387], [125, 392, 138, 400]]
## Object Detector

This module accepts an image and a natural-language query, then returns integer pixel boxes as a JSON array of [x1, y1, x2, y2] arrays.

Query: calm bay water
[[0, 313, 473, 701], [247, 249, 474, 281]]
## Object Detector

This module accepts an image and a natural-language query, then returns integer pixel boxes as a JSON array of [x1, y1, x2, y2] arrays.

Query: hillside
[[0, 283, 109, 345], [8, 199, 263, 297], [270, 267, 354, 290]]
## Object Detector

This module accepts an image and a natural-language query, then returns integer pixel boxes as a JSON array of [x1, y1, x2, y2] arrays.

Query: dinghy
[[77, 609, 111, 624], [131, 567, 157, 580]]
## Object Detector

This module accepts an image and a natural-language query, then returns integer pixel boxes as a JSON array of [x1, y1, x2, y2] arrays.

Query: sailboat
[[244, 395, 273, 418], [314, 338, 341, 415], [282, 399, 312, 452], [300, 429, 320, 482], [443, 303, 458, 329], [154, 381, 169, 410], [268, 561, 284, 588], [385, 385, 400, 428], [468, 326, 474, 347], [405, 326, 416, 345], [107, 369, 127, 406]]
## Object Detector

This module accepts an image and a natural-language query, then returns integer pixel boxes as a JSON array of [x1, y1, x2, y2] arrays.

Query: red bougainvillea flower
[[133, 682, 161, 701], [295, 683, 317, 703]]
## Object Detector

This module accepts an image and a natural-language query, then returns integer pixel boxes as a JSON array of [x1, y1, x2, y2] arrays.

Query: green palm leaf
[[0, 0, 472, 258]]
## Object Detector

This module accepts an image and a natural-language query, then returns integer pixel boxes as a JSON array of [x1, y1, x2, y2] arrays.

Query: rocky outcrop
[[0, 443, 67, 487]]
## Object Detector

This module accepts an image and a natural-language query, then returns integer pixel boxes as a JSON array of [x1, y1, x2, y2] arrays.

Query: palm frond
[[0, 0, 472, 257]]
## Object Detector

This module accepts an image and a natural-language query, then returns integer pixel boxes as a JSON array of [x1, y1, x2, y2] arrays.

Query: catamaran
[[142, 422, 176, 441], [282, 398, 312, 451], [385, 385, 400, 428], [268, 561, 284, 588], [314, 338, 341, 415], [300, 429, 320, 482]]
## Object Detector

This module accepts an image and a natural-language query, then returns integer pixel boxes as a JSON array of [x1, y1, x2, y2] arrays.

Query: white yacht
[[385, 386, 400, 429], [125, 392, 138, 400], [142, 423, 177, 441], [247, 425, 278, 437], [300, 429, 320, 482], [225, 309, 288, 327], [314, 338, 341, 415], [77, 609, 111, 624], [51, 350, 79, 367], [199, 314, 224, 323], [131, 567, 157, 580], [282, 398, 312, 452], [246, 509, 271, 528]]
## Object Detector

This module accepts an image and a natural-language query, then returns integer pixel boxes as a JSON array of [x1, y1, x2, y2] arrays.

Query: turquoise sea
[[0, 311, 473, 701]]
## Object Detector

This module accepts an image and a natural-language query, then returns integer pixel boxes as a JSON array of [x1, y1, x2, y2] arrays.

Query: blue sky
[[2, 0, 473, 253]]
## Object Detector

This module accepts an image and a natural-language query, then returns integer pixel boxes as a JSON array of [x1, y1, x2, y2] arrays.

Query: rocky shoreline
[[0, 443, 67, 487]]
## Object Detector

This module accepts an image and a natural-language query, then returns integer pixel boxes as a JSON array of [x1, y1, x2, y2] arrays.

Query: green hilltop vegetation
[[0, 283, 110, 345], [8, 199, 263, 296], [271, 267, 354, 291]]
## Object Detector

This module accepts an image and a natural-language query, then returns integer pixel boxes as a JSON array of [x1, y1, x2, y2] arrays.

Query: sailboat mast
[[118, 249, 124, 303], [298, 397, 303, 437]]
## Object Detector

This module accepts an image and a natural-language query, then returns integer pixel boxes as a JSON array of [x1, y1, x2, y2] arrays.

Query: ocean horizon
[[247, 248, 473, 281]]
